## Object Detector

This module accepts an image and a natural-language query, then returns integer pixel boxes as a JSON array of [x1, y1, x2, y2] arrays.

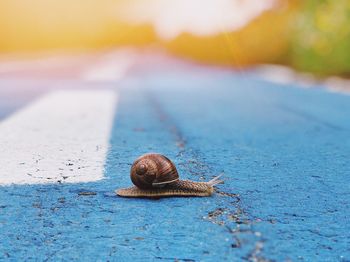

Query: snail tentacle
[[207, 174, 224, 186], [116, 180, 214, 198], [116, 153, 223, 198]]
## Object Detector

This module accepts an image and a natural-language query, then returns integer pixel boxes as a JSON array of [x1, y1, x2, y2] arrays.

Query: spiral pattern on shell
[[130, 153, 179, 189]]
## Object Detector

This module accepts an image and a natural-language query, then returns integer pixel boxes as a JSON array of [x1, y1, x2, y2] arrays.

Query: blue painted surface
[[0, 60, 350, 261]]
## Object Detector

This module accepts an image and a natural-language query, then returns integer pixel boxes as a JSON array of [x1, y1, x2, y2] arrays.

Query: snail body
[[116, 153, 223, 198]]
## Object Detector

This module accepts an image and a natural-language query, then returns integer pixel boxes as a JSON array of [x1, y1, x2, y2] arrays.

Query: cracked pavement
[[0, 52, 350, 261]]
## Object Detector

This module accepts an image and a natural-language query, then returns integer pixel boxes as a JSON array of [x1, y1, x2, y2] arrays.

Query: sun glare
[[119, 0, 277, 39]]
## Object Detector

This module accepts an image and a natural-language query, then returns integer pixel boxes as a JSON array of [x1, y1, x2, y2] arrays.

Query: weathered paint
[[0, 54, 349, 261], [0, 90, 117, 185]]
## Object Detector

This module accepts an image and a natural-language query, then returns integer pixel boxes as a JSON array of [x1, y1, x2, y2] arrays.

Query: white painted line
[[254, 64, 350, 94], [253, 65, 298, 85], [81, 50, 135, 82], [0, 55, 85, 74], [0, 90, 117, 185]]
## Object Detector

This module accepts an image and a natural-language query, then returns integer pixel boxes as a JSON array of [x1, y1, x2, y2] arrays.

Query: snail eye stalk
[[118, 153, 223, 198]]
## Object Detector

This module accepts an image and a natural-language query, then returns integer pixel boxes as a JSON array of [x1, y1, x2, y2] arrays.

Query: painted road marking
[[253, 64, 350, 94], [81, 50, 135, 82], [1, 52, 349, 260], [0, 90, 117, 185]]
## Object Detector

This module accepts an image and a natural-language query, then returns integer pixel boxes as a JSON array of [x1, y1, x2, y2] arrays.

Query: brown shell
[[130, 153, 179, 189]]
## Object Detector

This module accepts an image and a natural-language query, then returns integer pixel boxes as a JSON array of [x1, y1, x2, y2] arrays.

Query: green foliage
[[290, 0, 350, 76]]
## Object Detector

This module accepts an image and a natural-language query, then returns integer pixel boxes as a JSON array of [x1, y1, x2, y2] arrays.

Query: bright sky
[[120, 0, 277, 39]]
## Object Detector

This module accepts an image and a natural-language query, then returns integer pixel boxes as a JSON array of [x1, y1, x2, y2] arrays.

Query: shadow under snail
[[116, 153, 223, 198]]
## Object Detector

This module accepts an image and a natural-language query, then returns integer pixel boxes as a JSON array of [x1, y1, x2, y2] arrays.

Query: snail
[[116, 153, 223, 198]]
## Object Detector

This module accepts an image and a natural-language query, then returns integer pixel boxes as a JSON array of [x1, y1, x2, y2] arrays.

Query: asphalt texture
[[0, 53, 349, 261]]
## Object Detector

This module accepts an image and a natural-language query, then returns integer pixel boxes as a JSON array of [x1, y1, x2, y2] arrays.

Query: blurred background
[[0, 0, 349, 77]]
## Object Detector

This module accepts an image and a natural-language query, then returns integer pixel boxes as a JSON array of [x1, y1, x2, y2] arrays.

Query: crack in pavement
[[147, 91, 272, 261]]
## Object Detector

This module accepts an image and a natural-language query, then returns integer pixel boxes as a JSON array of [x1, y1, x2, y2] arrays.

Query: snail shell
[[130, 153, 179, 189], [116, 153, 223, 198]]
